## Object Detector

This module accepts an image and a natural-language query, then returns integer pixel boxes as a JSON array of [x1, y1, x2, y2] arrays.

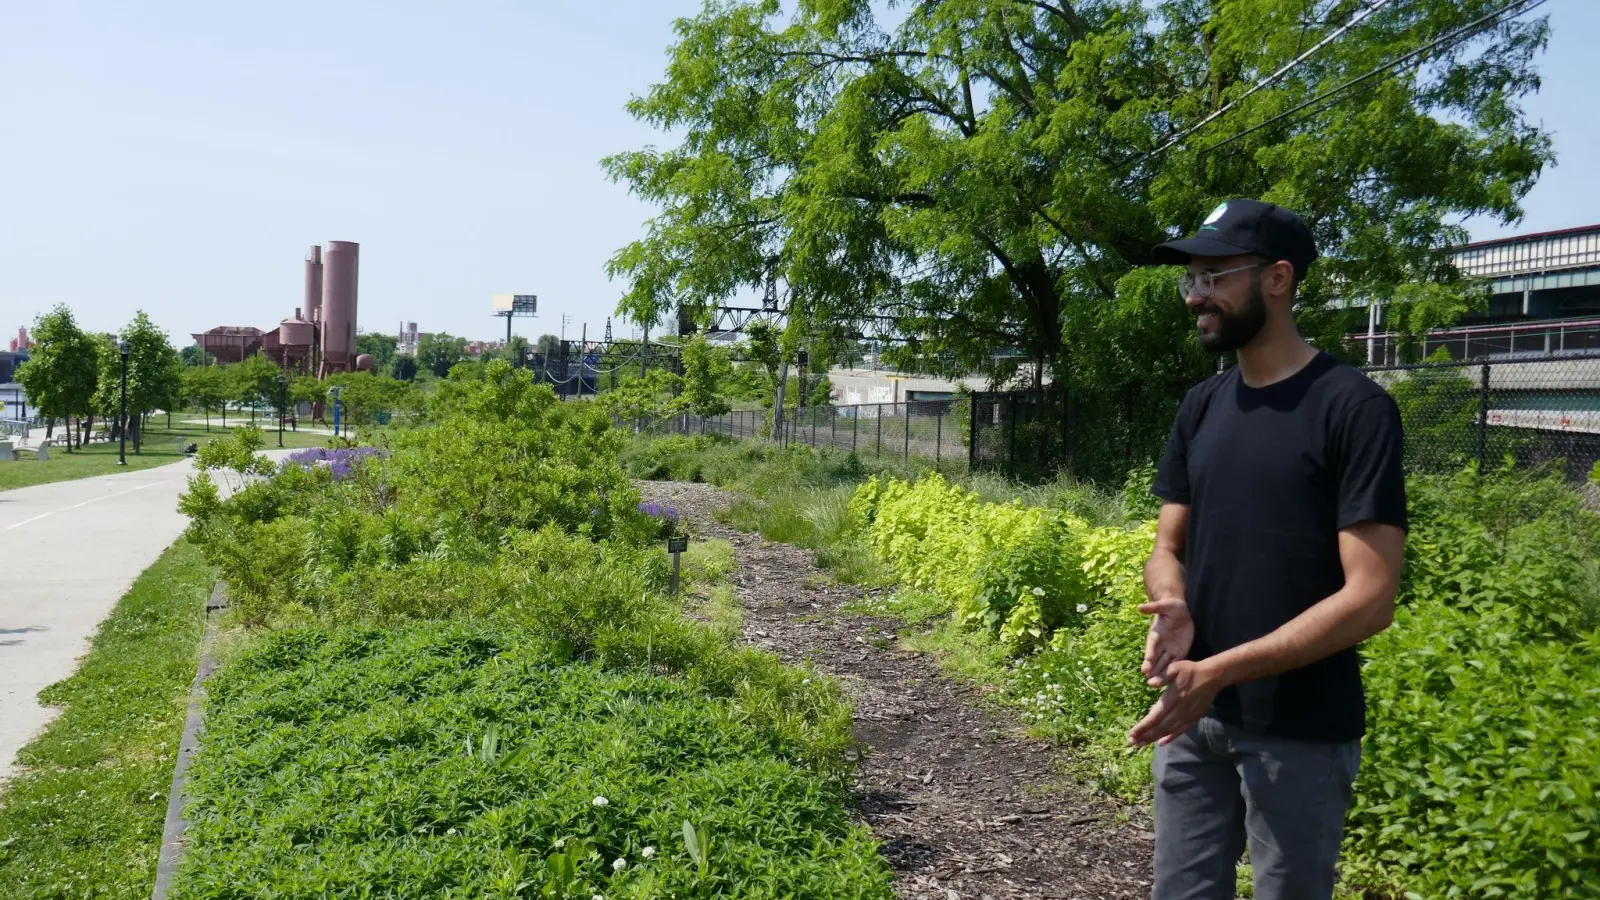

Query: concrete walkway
[[0, 452, 290, 784]]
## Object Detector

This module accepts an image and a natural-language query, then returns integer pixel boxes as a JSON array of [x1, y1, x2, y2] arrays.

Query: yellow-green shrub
[[854, 474, 1095, 652]]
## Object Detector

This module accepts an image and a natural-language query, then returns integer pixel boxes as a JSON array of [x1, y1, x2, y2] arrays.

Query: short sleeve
[[1336, 394, 1408, 531], [1152, 398, 1193, 505]]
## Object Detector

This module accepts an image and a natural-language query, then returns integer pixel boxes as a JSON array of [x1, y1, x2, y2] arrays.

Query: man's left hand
[[1127, 659, 1225, 747]]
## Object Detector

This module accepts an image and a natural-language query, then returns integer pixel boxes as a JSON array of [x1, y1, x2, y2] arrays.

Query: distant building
[[192, 241, 360, 377], [1356, 224, 1600, 363], [8, 327, 31, 353], [398, 321, 421, 357]]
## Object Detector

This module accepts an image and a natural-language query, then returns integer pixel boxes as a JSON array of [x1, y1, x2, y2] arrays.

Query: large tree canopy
[[607, 0, 1550, 395]]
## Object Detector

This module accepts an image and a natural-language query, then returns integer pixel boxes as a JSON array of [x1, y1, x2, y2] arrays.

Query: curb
[[151, 581, 229, 900]]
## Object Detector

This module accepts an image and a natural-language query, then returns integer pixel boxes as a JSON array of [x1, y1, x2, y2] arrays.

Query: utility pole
[[641, 326, 649, 379], [577, 323, 587, 400]]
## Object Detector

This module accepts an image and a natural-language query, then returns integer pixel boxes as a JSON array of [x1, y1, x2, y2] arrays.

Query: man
[[1128, 199, 1407, 900]]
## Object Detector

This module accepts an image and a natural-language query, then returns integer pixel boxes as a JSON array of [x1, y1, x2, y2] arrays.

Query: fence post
[[903, 403, 910, 463], [811, 408, 818, 449], [935, 407, 942, 471], [969, 394, 980, 471], [831, 411, 837, 449], [1477, 361, 1491, 471], [876, 405, 884, 457], [1007, 396, 1018, 480], [853, 407, 859, 454]]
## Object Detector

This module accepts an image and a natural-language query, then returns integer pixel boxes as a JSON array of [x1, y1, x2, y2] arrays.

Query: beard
[[1196, 278, 1268, 353]]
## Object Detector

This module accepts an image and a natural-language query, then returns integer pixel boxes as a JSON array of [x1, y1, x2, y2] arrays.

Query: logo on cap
[[1202, 202, 1229, 226]]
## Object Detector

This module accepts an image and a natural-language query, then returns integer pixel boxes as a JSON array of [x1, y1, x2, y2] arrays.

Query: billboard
[[492, 293, 538, 314]]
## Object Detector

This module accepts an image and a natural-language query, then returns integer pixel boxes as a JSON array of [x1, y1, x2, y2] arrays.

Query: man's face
[[1183, 255, 1268, 353]]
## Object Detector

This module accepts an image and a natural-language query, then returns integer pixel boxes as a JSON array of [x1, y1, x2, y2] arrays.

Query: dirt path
[[640, 481, 1153, 900]]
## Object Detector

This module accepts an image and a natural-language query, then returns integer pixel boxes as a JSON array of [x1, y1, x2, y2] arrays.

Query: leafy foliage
[[15, 304, 101, 449], [607, 0, 1550, 398], [92, 311, 183, 452], [174, 624, 891, 900], [679, 333, 733, 417], [417, 332, 468, 378], [850, 465, 1600, 896]]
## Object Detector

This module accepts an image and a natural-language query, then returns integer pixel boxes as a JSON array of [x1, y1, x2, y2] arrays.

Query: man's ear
[[1264, 260, 1296, 302]]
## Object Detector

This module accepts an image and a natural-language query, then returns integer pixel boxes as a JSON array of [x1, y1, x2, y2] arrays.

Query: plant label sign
[[668, 536, 689, 554]]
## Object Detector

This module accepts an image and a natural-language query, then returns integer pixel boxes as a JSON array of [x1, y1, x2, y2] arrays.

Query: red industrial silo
[[354, 353, 376, 372], [319, 240, 359, 376], [304, 246, 323, 323]]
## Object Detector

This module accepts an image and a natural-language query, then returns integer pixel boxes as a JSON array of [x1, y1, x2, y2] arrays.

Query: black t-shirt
[[1152, 351, 1406, 742]]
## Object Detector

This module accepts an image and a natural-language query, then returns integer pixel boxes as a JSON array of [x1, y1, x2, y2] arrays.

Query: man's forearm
[[1144, 547, 1185, 602], [1203, 586, 1392, 688]]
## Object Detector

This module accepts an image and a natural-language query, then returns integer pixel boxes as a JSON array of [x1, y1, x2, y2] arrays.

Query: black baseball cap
[[1151, 198, 1317, 281]]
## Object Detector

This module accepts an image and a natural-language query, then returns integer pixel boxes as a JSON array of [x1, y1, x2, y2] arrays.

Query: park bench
[[14, 439, 57, 461], [0, 439, 14, 461]]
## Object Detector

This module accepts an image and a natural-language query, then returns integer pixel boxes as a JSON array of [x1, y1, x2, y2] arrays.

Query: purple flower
[[638, 502, 680, 523], [281, 447, 383, 481]]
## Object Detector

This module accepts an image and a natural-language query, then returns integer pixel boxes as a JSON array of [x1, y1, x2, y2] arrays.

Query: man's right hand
[[1138, 597, 1193, 688]]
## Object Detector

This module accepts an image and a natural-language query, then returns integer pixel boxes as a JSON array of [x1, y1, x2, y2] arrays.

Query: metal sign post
[[668, 535, 689, 596]]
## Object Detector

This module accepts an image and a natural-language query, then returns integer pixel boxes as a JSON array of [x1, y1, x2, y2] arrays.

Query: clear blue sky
[[0, 1, 1593, 346]]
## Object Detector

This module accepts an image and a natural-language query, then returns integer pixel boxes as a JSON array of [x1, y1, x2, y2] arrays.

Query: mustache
[[1193, 305, 1223, 318]]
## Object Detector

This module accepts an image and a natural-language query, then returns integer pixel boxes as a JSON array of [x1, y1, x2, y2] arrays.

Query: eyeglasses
[[1178, 262, 1270, 300]]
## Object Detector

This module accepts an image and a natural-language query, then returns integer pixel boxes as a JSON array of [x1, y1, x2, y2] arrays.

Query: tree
[[391, 354, 419, 381], [227, 354, 283, 424], [502, 335, 531, 369], [94, 311, 182, 453], [15, 305, 101, 450], [324, 372, 418, 432], [181, 365, 228, 431], [677, 333, 733, 417], [356, 332, 399, 369], [180, 344, 215, 367], [607, 0, 1551, 468], [417, 332, 468, 378]]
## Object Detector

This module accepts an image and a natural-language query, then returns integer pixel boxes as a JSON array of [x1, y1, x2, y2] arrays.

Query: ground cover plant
[[0, 540, 214, 899], [172, 361, 892, 897], [174, 623, 890, 900]]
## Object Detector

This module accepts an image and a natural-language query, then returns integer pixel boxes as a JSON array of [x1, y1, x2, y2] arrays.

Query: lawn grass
[[0, 539, 214, 899], [0, 421, 333, 492]]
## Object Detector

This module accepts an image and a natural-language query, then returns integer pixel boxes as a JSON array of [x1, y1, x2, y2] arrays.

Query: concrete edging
[[151, 581, 229, 900]]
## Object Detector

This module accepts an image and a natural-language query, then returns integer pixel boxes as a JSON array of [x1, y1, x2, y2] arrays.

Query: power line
[[1195, 0, 1550, 157], [1152, 0, 1397, 156]]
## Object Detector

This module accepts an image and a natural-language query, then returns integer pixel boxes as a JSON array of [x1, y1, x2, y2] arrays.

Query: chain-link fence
[[659, 400, 970, 471], [651, 353, 1600, 486], [1366, 353, 1600, 482]]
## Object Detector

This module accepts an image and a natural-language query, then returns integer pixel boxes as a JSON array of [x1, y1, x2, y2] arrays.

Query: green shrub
[[855, 474, 1095, 651]]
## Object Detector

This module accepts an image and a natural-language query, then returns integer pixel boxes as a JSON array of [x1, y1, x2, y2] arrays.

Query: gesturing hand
[[1138, 596, 1193, 688], [1127, 659, 1223, 747]]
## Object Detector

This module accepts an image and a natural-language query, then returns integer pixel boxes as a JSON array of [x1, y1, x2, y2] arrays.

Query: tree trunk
[[222, 404, 227, 427], [132, 415, 143, 454], [204, 408, 210, 431], [44, 417, 54, 440]]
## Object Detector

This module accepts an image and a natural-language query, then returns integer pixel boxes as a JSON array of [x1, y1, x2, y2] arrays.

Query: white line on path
[[3, 481, 163, 531]]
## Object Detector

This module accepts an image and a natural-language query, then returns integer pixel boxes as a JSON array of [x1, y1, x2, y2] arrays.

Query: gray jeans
[[1151, 716, 1361, 900]]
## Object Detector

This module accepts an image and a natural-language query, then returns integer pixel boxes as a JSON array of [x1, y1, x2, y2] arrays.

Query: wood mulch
[[640, 481, 1154, 900]]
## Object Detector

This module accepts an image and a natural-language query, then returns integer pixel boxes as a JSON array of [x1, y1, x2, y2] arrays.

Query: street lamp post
[[116, 340, 129, 466], [276, 375, 287, 448]]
